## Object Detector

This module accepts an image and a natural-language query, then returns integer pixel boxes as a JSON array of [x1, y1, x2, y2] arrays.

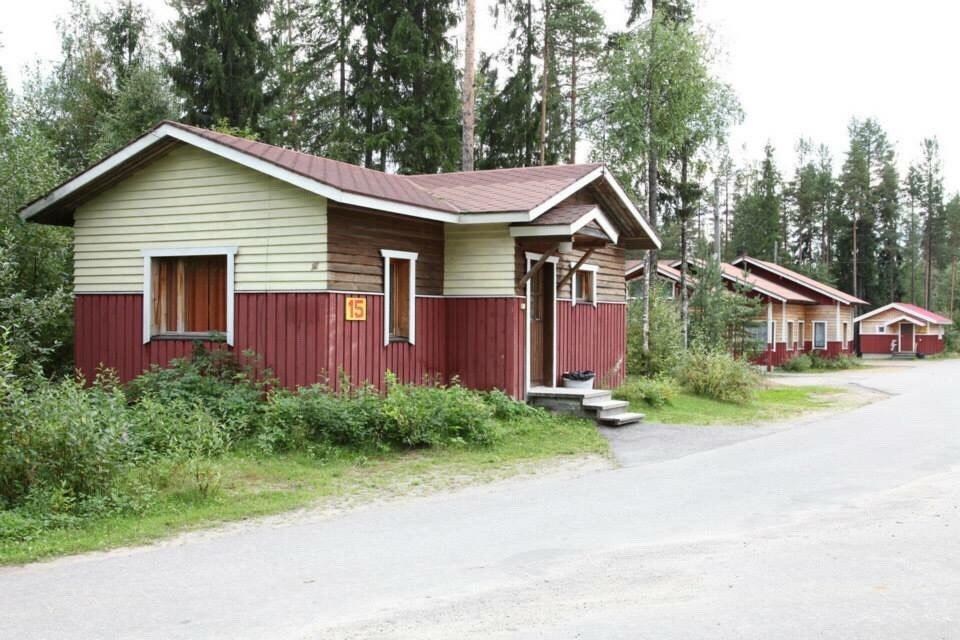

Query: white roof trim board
[[510, 206, 620, 244], [730, 255, 858, 305], [19, 123, 661, 249], [879, 314, 926, 327], [854, 302, 950, 325]]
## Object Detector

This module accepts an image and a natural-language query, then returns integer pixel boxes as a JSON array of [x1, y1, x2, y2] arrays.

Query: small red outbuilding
[[855, 303, 953, 356]]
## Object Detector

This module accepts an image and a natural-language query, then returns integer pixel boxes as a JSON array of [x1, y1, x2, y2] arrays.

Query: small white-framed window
[[877, 325, 886, 334], [570, 263, 598, 306], [842, 321, 849, 344], [798, 321, 805, 347], [769, 321, 777, 351], [381, 249, 417, 346], [141, 246, 236, 345], [813, 321, 827, 350], [787, 321, 795, 350]]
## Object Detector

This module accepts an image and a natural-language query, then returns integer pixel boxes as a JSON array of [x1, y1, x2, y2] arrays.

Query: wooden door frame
[[525, 251, 558, 393], [899, 322, 915, 353]]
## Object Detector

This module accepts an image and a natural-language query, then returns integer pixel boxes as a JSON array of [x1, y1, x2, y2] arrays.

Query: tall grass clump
[[674, 347, 760, 404]]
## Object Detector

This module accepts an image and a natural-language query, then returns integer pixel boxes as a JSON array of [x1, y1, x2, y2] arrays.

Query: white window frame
[[141, 246, 237, 346], [798, 321, 805, 348], [877, 324, 886, 334], [524, 251, 559, 392], [813, 321, 827, 350], [381, 249, 418, 346], [786, 321, 794, 351], [570, 262, 599, 307]]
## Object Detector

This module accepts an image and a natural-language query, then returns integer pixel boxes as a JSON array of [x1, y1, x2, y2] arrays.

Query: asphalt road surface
[[2, 359, 959, 639]]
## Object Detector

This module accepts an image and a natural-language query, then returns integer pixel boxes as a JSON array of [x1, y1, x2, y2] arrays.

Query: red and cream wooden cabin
[[19, 121, 661, 399], [624, 259, 693, 299], [855, 303, 952, 357], [728, 256, 867, 362], [625, 255, 867, 366]]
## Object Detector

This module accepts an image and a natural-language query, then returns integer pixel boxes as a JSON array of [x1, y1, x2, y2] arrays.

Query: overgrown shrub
[[0, 361, 132, 514], [126, 344, 269, 435], [781, 354, 813, 372], [808, 352, 858, 370], [126, 398, 231, 461], [614, 375, 680, 408], [482, 388, 544, 420], [258, 384, 384, 453], [674, 348, 759, 404], [627, 288, 683, 376], [381, 376, 495, 447]]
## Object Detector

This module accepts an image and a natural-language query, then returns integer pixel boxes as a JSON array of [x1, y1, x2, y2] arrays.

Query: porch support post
[[782, 300, 787, 349], [557, 247, 597, 290], [517, 245, 558, 292]]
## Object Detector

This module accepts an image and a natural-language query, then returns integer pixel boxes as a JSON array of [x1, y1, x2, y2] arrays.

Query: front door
[[529, 262, 555, 387], [900, 323, 914, 352]]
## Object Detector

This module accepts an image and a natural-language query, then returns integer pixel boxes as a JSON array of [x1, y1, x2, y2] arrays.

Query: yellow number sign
[[345, 297, 367, 321]]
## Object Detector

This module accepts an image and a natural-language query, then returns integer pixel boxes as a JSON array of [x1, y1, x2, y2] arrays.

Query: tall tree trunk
[[539, 0, 550, 166], [680, 150, 689, 349], [642, 0, 659, 355], [568, 44, 577, 164], [713, 171, 721, 262], [461, 0, 476, 171], [852, 213, 858, 300]]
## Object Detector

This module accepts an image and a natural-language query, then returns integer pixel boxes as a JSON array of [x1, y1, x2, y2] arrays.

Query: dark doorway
[[529, 261, 555, 387]]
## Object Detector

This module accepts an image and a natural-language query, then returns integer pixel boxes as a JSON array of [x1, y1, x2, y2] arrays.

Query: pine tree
[[903, 164, 923, 305], [875, 160, 902, 304], [730, 144, 780, 259], [167, 0, 271, 131], [917, 138, 946, 308], [546, 0, 603, 163], [787, 139, 819, 264]]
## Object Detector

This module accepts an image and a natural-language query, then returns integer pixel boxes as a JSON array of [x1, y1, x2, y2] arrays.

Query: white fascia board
[[735, 255, 854, 305], [721, 272, 786, 302], [163, 127, 460, 223], [22, 124, 463, 224], [510, 224, 575, 238], [853, 303, 898, 323], [529, 166, 606, 218], [570, 207, 620, 244], [599, 169, 662, 248], [457, 212, 530, 224], [20, 129, 169, 220], [881, 314, 925, 327]]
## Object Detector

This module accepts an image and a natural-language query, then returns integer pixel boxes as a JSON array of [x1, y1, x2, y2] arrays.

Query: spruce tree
[[875, 161, 902, 304], [730, 144, 780, 259], [167, 0, 271, 131]]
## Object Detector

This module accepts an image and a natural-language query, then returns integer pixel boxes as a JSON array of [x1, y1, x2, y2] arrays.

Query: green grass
[[625, 384, 847, 426], [0, 414, 607, 566]]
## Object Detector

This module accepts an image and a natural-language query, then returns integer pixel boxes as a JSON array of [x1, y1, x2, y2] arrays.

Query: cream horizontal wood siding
[[443, 224, 516, 295], [73, 144, 327, 293]]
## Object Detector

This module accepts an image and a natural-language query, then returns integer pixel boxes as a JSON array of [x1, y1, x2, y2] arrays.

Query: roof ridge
[[407, 162, 603, 178]]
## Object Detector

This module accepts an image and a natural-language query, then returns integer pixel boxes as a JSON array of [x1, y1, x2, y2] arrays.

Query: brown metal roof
[[166, 122, 458, 213], [732, 256, 868, 305], [718, 262, 815, 303], [407, 164, 601, 213]]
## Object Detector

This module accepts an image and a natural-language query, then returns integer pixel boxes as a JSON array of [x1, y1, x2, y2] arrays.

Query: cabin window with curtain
[[381, 250, 418, 345], [142, 247, 236, 345], [813, 321, 827, 349]]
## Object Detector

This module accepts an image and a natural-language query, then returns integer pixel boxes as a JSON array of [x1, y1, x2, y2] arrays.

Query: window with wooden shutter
[[381, 249, 418, 345], [151, 255, 227, 336], [390, 258, 411, 340]]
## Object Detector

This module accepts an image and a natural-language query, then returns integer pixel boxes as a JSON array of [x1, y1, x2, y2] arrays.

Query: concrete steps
[[892, 352, 917, 360], [526, 387, 644, 427]]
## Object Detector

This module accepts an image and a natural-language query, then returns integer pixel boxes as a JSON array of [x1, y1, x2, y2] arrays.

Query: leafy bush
[[614, 375, 681, 408], [126, 344, 269, 435], [0, 361, 132, 514], [627, 288, 683, 376], [781, 354, 813, 372], [674, 348, 760, 404], [808, 352, 858, 370], [482, 388, 544, 420], [381, 376, 495, 447], [257, 384, 383, 453], [126, 398, 231, 461]]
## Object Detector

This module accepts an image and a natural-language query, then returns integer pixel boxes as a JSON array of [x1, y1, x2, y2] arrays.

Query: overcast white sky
[[2, 0, 959, 191]]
